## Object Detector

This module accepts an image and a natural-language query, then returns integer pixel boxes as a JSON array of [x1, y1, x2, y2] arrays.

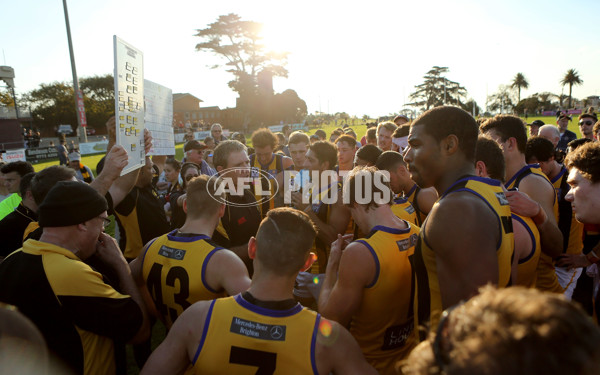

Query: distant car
[[57, 124, 74, 136], [86, 127, 96, 136]]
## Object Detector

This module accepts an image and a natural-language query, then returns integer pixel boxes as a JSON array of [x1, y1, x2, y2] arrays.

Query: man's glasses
[[579, 120, 594, 126]]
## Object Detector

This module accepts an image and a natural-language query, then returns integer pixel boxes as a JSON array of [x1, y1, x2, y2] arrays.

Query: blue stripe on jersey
[[192, 299, 216, 364], [356, 240, 380, 288]]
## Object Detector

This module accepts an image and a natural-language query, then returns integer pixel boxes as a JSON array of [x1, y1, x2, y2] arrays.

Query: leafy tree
[[487, 85, 515, 114], [195, 14, 288, 126], [23, 75, 114, 135], [271, 89, 307, 124], [408, 66, 467, 111], [560, 69, 583, 109], [511, 73, 529, 104], [460, 99, 481, 116]]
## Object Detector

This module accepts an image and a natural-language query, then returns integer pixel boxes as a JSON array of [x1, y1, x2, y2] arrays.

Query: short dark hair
[[255, 207, 317, 276], [251, 128, 278, 149], [480, 115, 528, 154], [309, 141, 337, 170], [356, 144, 382, 166], [567, 138, 593, 153], [565, 142, 600, 184], [213, 140, 247, 170], [476, 136, 506, 182], [1, 161, 34, 177], [412, 106, 479, 162], [366, 128, 377, 141], [30, 166, 76, 205], [19, 172, 36, 198], [288, 131, 310, 146], [376, 151, 406, 171], [525, 137, 555, 163], [335, 135, 356, 149], [393, 124, 410, 138], [314, 129, 326, 140]]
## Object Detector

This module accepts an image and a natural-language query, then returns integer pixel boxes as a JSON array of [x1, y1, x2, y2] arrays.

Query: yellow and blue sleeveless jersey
[[505, 164, 562, 293], [512, 213, 541, 288], [192, 293, 320, 374], [308, 181, 342, 274], [405, 184, 427, 226], [142, 230, 226, 328], [250, 153, 288, 219], [413, 176, 514, 340], [391, 196, 419, 226], [351, 224, 420, 374]]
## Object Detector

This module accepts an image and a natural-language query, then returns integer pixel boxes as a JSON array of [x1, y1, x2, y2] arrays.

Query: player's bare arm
[[507, 178, 563, 258], [318, 235, 374, 327], [141, 300, 212, 375], [426, 193, 500, 308], [315, 318, 379, 375], [204, 249, 251, 295]]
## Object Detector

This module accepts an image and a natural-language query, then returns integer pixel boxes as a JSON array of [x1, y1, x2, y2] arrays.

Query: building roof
[[173, 93, 203, 103]]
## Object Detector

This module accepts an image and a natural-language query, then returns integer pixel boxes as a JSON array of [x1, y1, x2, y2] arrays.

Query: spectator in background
[[329, 129, 343, 143], [0, 161, 35, 220], [210, 123, 227, 144], [56, 139, 68, 165], [203, 136, 216, 168], [593, 121, 600, 141], [528, 119, 544, 137], [377, 121, 397, 151], [183, 140, 216, 176], [68, 152, 94, 183], [354, 144, 382, 167], [310, 134, 320, 144], [169, 162, 200, 230], [68, 140, 77, 153], [556, 112, 577, 152], [158, 158, 181, 223], [578, 113, 597, 141], [393, 114, 410, 126]]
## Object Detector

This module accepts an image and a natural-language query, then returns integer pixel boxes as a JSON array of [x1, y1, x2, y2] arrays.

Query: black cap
[[528, 120, 545, 127], [184, 140, 208, 152], [556, 112, 572, 121], [579, 113, 598, 122], [38, 181, 108, 227]]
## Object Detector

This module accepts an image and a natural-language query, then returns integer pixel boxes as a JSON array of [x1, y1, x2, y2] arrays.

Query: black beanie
[[38, 181, 108, 227]]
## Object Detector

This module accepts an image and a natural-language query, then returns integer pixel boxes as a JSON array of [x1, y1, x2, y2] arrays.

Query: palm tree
[[560, 69, 583, 109], [511, 73, 529, 104]]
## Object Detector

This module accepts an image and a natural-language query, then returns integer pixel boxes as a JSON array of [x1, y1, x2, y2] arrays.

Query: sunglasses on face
[[185, 174, 199, 182], [579, 120, 594, 126]]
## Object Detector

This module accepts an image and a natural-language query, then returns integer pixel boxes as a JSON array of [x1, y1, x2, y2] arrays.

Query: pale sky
[[2, 0, 599, 120]]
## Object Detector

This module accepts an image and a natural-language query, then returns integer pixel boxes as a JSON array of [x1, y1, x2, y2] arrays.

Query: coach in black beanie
[[38, 181, 108, 227]]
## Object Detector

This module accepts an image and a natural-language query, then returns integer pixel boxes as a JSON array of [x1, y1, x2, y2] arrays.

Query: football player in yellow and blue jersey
[[130, 175, 251, 329], [319, 167, 419, 374], [404, 107, 514, 338], [141, 207, 377, 375]]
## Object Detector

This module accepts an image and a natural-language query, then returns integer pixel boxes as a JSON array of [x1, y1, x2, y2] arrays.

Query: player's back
[[351, 224, 419, 374], [142, 230, 226, 328], [192, 294, 319, 374]]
